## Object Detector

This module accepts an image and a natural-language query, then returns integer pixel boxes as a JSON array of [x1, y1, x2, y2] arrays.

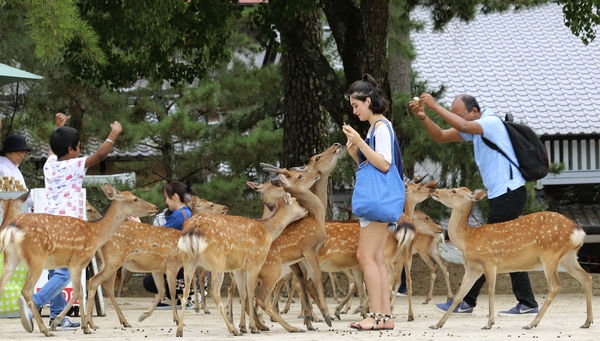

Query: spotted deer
[[115, 195, 227, 301], [410, 210, 453, 304], [84, 196, 228, 330], [252, 143, 344, 331], [175, 169, 319, 337], [430, 187, 593, 330], [0, 183, 158, 336]]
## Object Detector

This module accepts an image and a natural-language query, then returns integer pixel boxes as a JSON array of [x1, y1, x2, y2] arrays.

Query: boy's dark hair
[[164, 181, 195, 204], [49, 127, 80, 158]]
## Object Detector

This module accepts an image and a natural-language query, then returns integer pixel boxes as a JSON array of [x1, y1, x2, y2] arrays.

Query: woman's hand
[[342, 123, 362, 159], [54, 113, 71, 127]]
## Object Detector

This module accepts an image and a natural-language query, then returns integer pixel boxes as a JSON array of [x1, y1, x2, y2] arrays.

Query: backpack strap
[[481, 117, 519, 179], [180, 207, 190, 221]]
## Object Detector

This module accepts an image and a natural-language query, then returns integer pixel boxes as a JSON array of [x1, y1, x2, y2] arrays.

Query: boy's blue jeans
[[32, 267, 70, 319]]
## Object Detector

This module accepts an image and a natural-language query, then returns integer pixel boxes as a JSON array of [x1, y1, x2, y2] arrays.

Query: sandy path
[[0, 293, 597, 341]]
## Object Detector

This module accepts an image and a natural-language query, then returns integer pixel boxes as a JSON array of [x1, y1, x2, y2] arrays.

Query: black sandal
[[376, 313, 395, 330], [349, 312, 379, 330]]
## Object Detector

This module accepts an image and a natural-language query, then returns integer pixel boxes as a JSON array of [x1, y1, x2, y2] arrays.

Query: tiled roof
[[24, 135, 163, 161], [411, 3, 600, 136]]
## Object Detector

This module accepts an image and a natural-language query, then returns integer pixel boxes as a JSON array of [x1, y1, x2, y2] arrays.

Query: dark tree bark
[[271, 0, 336, 168], [321, 0, 392, 135]]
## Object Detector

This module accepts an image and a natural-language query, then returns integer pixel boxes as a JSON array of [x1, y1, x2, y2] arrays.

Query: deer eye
[[315, 156, 321, 161]]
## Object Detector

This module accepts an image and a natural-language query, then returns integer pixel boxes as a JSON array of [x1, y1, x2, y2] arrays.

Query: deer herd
[[0, 144, 594, 337]]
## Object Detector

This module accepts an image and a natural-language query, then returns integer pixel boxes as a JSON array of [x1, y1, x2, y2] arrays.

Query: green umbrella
[[0, 62, 43, 86]]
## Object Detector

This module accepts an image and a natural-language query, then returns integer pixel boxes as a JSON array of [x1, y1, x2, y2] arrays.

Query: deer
[[0, 183, 158, 336], [430, 187, 593, 330], [83, 196, 228, 331], [175, 168, 319, 337], [251, 143, 345, 331], [115, 195, 227, 301], [410, 210, 452, 304]]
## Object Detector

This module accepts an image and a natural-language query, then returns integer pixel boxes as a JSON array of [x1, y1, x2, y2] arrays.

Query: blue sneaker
[[18, 296, 34, 333], [498, 303, 539, 316], [49, 316, 80, 330], [435, 298, 473, 314]]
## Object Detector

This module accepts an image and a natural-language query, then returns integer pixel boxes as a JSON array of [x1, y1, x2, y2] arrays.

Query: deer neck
[[263, 205, 304, 241], [290, 189, 325, 227], [89, 200, 128, 248], [446, 202, 474, 252], [311, 172, 331, 210], [404, 198, 419, 217]]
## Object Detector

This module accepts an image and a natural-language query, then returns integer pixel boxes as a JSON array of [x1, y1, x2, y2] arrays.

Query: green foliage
[[559, 0, 599, 44], [22, 0, 106, 65]]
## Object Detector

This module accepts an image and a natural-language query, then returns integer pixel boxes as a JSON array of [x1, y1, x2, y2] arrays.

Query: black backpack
[[482, 114, 549, 182]]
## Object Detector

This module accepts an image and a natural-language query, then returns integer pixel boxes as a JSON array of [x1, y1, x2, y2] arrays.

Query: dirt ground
[[1, 256, 599, 340]]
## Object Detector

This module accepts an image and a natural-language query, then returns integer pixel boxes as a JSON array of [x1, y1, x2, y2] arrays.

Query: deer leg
[[301, 254, 332, 327], [176, 264, 196, 337], [418, 250, 439, 304], [86, 261, 130, 330], [272, 273, 292, 314], [245, 267, 263, 334], [430, 240, 453, 302], [482, 267, 498, 330], [350, 269, 369, 317], [339, 269, 355, 314], [404, 252, 415, 321], [198, 268, 211, 314], [0, 250, 20, 294], [138, 271, 170, 323], [21, 266, 53, 336], [168, 268, 182, 324], [252, 271, 274, 331], [255, 264, 304, 333], [227, 273, 237, 322], [432, 268, 482, 329], [333, 269, 356, 318], [51, 267, 87, 334], [102, 271, 131, 327], [230, 270, 247, 333], [117, 267, 132, 297], [329, 272, 340, 302], [211, 270, 240, 335], [558, 251, 593, 328], [289, 263, 316, 330], [305, 278, 323, 322]]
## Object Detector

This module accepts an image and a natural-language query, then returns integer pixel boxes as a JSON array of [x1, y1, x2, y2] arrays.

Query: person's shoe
[[498, 303, 539, 316], [172, 298, 195, 310], [155, 298, 172, 310], [49, 316, 80, 330], [435, 298, 473, 314], [395, 291, 406, 297], [18, 296, 34, 333], [184, 299, 195, 310]]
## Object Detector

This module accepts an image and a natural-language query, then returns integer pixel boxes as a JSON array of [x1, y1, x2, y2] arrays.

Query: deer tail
[[0, 225, 19, 254], [570, 226, 586, 249], [394, 218, 416, 250], [178, 231, 208, 255]]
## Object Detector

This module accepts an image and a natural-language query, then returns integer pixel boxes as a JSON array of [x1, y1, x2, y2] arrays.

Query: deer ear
[[472, 189, 487, 201], [100, 183, 118, 200], [246, 181, 259, 190], [277, 174, 290, 187], [283, 192, 293, 204]]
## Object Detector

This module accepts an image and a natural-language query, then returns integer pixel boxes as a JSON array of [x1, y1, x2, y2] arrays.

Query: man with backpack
[[409, 93, 539, 316]]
